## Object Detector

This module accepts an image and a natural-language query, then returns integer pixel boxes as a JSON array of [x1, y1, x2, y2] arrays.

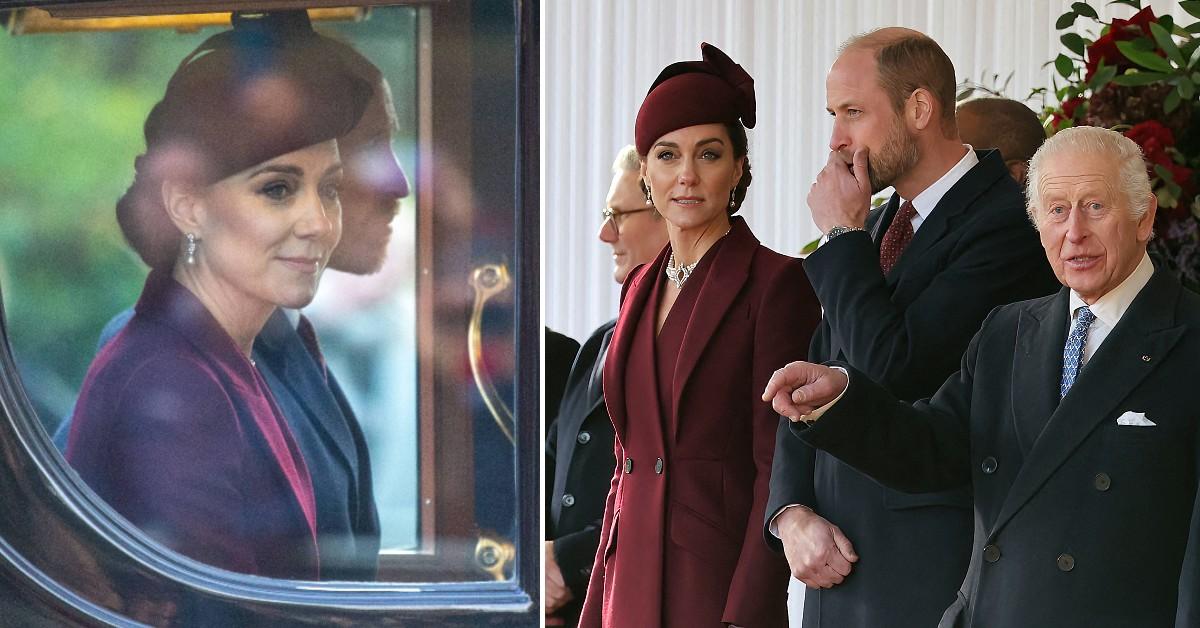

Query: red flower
[[1161, 162, 1195, 200], [1061, 97, 1084, 120], [1085, 6, 1157, 80], [1125, 120, 1175, 164]]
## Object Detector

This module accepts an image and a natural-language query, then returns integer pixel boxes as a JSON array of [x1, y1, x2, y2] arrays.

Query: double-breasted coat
[[800, 268, 1200, 627], [579, 217, 821, 628]]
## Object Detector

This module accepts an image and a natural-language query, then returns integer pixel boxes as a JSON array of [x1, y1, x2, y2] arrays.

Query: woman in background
[[579, 43, 821, 628], [66, 34, 370, 580]]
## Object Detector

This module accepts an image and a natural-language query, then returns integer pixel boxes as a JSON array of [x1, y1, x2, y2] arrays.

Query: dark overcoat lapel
[[893, 150, 1008, 280], [990, 270, 1186, 537], [551, 322, 614, 525], [1009, 289, 1068, 454], [255, 311, 358, 476]]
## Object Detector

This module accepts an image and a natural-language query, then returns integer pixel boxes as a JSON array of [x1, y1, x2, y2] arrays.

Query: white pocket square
[[1116, 411, 1156, 427]]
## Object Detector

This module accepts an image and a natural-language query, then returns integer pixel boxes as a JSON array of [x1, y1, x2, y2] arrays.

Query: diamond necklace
[[665, 226, 732, 289], [665, 252, 699, 289]]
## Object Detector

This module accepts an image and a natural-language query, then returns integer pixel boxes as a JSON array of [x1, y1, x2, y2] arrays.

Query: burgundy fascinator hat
[[634, 42, 756, 156]]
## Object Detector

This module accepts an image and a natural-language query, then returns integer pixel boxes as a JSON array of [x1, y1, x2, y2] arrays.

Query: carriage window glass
[[0, 3, 519, 584]]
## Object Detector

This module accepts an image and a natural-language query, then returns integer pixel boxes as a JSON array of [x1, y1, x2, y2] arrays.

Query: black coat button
[[577, 431, 591, 444], [983, 544, 1001, 563], [623, 458, 633, 474], [1057, 553, 1075, 572], [655, 458, 664, 474], [981, 456, 998, 474], [1094, 473, 1111, 491], [561, 493, 575, 507]]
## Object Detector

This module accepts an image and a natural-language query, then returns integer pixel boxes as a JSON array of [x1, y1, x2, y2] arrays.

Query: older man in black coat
[[765, 125, 1200, 627]]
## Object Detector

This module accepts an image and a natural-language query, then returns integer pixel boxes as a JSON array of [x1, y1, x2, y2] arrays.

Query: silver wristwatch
[[824, 225, 867, 241]]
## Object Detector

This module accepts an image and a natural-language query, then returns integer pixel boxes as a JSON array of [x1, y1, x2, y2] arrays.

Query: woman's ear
[[161, 180, 205, 236]]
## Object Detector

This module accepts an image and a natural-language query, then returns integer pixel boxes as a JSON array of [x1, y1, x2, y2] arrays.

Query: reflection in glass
[[65, 14, 377, 581], [0, 2, 520, 586]]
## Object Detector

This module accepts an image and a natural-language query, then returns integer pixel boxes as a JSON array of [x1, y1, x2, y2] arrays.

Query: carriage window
[[0, 0, 528, 607]]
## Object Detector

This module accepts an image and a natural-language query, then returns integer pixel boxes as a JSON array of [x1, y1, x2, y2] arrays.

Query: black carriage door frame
[[0, 0, 539, 625]]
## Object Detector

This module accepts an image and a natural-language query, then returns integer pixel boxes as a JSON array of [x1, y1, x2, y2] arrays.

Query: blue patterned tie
[[1060, 306, 1096, 398]]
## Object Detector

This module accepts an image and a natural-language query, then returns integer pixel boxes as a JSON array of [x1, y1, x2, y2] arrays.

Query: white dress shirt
[[1068, 252, 1154, 365], [905, 145, 978, 233]]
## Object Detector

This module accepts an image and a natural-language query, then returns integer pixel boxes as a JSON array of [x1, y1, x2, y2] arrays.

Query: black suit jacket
[[546, 320, 616, 624], [545, 328, 581, 429], [800, 268, 1200, 627], [254, 310, 381, 581], [766, 149, 1060, 627]]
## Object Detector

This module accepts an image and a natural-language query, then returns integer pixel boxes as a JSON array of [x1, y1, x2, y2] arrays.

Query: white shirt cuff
[[768, 504, 812, 538], [801, 366, 849, 422]]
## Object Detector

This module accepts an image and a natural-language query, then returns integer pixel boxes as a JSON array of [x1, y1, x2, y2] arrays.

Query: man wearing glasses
[[545, 145, 668, 626]]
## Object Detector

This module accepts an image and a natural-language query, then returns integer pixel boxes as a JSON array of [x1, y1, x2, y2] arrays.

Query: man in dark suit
[[956, 97, 1046, 187], [764, 27, 1058, 627], [765, 124, 1200, 627], [544, 144, 668, 626]]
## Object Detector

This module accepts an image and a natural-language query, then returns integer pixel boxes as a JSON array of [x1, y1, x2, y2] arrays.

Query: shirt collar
[[1068, 252, 1155, 327], [901, 145, 979, 222], [282, 307, 301, 328]]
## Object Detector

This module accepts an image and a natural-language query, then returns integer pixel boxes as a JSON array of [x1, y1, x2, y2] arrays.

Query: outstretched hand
[[761, 361, 848, 421]]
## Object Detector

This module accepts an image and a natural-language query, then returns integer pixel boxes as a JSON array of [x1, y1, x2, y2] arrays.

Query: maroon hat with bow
[[634, 42, 756, 156]]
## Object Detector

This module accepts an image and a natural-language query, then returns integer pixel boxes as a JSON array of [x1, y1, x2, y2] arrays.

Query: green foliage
[[1112, 70, 1172, 85], [1073, 2, 1100, 19], [1117, 40, 1174, 71], [0, 29, 214, 403], [1062, 32, 1088, 56]]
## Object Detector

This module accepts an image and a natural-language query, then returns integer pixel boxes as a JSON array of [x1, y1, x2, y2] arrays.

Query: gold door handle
[[474, 532, 515, 582], [467, 263, 514, 445]]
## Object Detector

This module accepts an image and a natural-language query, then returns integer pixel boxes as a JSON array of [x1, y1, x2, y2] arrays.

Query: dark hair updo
[[117, 12, 371, 270]]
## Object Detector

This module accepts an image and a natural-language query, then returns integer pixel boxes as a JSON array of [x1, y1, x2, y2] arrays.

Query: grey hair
[[612, 144, 641, 174], [1025, 125, 1152, 227]]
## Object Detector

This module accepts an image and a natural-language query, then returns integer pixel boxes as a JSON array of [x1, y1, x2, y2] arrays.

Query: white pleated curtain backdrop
[[544, 0, 1190, 344]]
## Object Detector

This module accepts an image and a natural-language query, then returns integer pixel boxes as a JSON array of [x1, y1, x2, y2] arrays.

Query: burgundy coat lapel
[[604, 249, 670, 439], [671, 217, 756, 439], [143, 272, 319, 544]]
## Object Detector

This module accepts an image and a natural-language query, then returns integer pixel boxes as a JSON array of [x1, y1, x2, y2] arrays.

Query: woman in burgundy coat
[[578, 44, 821, 627], [66, 31, 370, 580]]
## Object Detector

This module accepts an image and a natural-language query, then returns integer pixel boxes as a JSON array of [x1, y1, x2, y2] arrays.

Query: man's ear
[[1006, 160, 1029, 186], [161, 179, 205, 236], [1137, 192, 1157, 244], [908, 88, 936, 132]]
